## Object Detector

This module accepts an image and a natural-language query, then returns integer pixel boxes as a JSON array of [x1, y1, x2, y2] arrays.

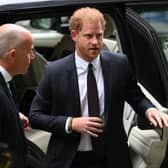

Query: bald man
[[0, 24, 35, 168]]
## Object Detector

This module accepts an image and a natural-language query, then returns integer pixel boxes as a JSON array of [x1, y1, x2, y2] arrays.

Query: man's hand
[[19, 113, 31, 131], [146, 107, 168, 128], [71, 117, 104, 137]]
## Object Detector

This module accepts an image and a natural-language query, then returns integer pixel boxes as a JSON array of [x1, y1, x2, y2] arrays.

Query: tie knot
[[88, 63, 93, 70], [8, 80, 13, 86]]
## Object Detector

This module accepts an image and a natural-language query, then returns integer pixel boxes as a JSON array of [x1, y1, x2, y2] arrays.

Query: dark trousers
[[70, 151, 106, 168], [70, 150, 133, 168]]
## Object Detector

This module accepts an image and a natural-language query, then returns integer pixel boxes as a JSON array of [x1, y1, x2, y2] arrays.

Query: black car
[[0, 0, 168, 168]]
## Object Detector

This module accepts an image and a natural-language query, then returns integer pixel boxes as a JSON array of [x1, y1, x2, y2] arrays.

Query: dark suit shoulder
[[47, 53, 74, 71], [101, 50, 130, 68], [101, 50, 127, 61]]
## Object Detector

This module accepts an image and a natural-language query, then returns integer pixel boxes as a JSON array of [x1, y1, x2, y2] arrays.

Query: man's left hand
[[146, 108, 168, 128]]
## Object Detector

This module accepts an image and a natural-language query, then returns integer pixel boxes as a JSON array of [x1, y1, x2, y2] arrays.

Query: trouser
[[70, 150, 133, 168], [70, 151, 106, 168]]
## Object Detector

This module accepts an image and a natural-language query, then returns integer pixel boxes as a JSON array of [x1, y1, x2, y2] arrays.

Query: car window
[[15, 14, 120, 62], [139, 11, 168, 63]]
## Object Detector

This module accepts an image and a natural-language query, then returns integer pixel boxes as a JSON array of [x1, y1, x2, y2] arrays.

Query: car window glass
[[139, 11, 168, 63], [15, 14, 120, 62]]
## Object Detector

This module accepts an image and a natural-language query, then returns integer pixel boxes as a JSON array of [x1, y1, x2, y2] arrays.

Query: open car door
[[123, 2, 168, 168]]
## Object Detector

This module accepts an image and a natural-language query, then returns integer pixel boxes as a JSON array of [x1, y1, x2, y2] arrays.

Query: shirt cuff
[[65, 117, 73, 134]]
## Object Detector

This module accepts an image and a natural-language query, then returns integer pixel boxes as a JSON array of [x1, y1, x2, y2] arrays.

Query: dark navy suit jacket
[[0, 73, 27, 168], [29, 51, 154, 168]]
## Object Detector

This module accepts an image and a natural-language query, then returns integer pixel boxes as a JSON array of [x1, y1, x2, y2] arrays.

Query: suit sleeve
[[29, 64, 68, 136]]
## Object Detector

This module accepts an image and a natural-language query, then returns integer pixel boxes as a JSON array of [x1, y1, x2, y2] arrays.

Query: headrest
[[104, 14, 116, 38]]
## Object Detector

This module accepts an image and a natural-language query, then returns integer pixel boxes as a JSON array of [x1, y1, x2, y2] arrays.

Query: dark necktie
[[8, 80, 18, 107], [87, 63, 104, 153], [8, 80, 16, 97], [87, 63, 100, 117]]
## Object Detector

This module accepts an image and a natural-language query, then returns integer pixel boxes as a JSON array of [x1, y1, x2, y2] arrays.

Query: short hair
[[69, 7, 106, 33], [0, 24, 31, 59]]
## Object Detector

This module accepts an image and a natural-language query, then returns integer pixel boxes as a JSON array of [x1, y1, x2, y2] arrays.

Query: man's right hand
[[71, 117, 104, 137]]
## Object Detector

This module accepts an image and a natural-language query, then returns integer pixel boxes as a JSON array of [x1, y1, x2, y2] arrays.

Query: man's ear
[[71, 30, 78, 42], [8, 48, 16, 59]]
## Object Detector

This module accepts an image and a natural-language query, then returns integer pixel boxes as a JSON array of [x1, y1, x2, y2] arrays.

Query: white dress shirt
[[75, 52, 104, 151]]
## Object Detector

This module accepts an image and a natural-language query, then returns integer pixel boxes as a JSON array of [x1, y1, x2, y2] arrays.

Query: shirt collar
[[75, 51, 100, 71], [0, 66, 12, 83]]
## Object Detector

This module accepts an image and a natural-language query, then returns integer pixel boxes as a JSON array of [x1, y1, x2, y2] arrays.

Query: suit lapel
[[0, 72, 18, 111], [0, 72, 25, 137], [101, 52, 119, 126], [65, 54, 81, 117], [0, 73, 11, 97], [101, 57, 112, 126]]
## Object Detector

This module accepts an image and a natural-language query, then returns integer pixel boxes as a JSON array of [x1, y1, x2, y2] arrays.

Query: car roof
[[0, 0, 150, 4], [0, 0, 153, 11]]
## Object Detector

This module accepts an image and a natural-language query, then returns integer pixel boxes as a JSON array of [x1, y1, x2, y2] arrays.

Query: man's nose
[[91, 36, 99, 44]]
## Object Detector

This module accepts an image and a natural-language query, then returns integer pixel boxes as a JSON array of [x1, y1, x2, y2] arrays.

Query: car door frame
[[123, 2, 168, 168]]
